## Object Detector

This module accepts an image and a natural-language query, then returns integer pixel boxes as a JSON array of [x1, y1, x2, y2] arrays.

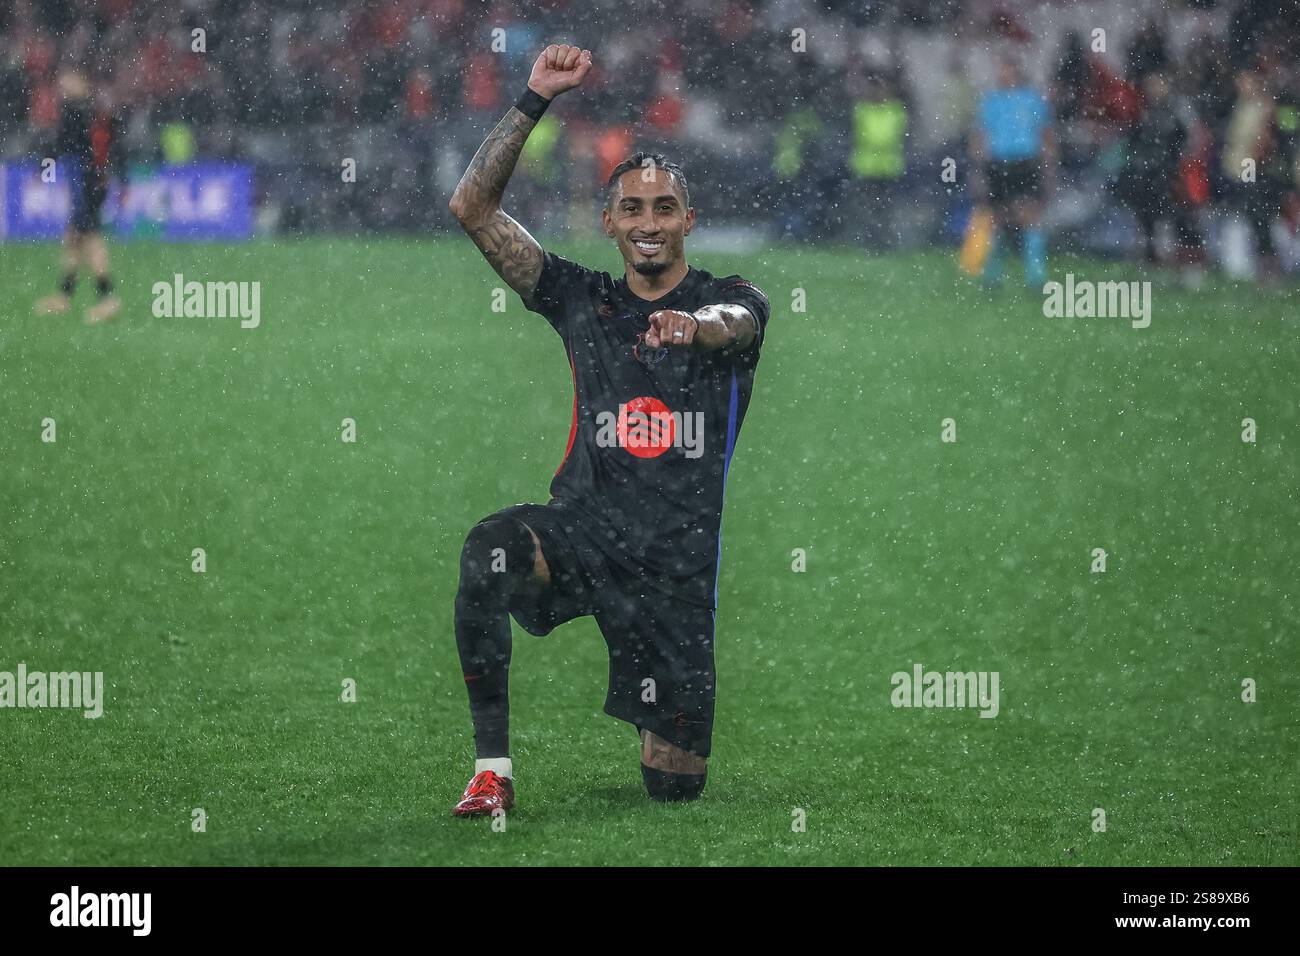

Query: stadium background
[[2, 0, 1298, 269], [1, 0, 1296, 867]]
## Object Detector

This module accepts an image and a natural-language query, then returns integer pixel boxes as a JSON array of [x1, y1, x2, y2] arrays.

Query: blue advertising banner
[[0, 161, 254, 241]]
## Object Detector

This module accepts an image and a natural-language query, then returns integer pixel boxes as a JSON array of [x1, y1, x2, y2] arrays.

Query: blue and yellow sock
[[1024, 228, 1047, 288], [982, 233, 1005, 287]]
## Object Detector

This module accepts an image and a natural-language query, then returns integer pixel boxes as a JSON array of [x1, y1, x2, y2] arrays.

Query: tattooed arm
[[448, 110, 545, 296], [644, 306, 758, 351], [448, 44, 592, 299]]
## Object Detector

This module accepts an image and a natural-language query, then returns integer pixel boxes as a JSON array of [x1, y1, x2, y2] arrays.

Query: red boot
[[452, 770, 515, 817]]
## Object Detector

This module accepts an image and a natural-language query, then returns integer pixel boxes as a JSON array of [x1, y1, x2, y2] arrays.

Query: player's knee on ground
[[457, 517, 535, 606], [641, 764, 707, 802], [639, 730, 708, 802]]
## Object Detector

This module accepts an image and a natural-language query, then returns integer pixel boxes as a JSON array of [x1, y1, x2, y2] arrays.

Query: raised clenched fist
[[527, 44, 593, 100]]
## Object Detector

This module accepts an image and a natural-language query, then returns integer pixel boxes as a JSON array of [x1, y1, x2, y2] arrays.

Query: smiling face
[[603, 167, 695, 277]]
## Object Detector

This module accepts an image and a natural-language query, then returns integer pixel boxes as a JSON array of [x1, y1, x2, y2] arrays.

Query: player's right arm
[[447, 44, 592, 300]]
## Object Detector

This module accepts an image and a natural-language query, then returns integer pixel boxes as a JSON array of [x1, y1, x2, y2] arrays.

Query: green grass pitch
[[1, 237, 1295, 866]]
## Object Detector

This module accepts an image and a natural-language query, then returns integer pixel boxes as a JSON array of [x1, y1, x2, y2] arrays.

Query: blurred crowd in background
[[1, 0, 1298, 281]]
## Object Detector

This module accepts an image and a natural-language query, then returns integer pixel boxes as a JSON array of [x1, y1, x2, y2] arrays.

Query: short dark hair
[[605, 152, 690, 208]]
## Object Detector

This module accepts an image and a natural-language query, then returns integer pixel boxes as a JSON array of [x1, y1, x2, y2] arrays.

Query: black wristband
[[515, 88, 551, 122]]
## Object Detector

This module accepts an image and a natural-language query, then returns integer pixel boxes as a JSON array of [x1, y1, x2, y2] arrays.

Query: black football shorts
[[987, 158, 1042, 204], [70, 168, 107, 234], [480, 501, 718, 758]]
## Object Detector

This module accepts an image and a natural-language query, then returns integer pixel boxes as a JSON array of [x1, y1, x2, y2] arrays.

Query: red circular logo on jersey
[[617, 396, 675, 458]]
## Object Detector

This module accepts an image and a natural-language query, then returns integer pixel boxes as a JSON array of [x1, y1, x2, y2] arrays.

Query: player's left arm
[[644, 304, 758, 351]]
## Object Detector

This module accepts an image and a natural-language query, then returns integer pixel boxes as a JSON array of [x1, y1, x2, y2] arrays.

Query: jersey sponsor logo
[[595, 396, 704, 459]]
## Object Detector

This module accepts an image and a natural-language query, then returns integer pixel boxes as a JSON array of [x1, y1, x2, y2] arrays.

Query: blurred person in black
[[34, 66, 122, 324], [1114, 71, 1205, 277], [771, 60, 832, 242], [1223, 67, 1285, 284], [1126, 16, 1169, 86]]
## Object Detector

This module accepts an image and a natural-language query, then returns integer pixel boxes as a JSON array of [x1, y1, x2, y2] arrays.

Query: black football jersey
[[55, 101, 118, 187], [521, 252, 771, 609]]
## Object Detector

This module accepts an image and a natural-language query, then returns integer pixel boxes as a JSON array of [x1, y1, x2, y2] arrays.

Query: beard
[[632, 258, 671, 275]]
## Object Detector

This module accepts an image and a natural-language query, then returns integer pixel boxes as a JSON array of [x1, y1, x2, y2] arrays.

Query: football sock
[[454, 516, 535, 760], [60, 273, 77, 297], [981, 232, 1005, 286], [1024, 228, 1046, 288], [96, 275, 114, 298], [475, 757, 513, 779]]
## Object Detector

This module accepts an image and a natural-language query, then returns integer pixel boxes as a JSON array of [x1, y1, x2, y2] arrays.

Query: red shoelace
[[466, 771, 506, 796]]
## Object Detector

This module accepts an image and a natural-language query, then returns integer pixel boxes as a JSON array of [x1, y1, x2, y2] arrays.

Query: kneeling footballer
[[447, 44, 771, 815]]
